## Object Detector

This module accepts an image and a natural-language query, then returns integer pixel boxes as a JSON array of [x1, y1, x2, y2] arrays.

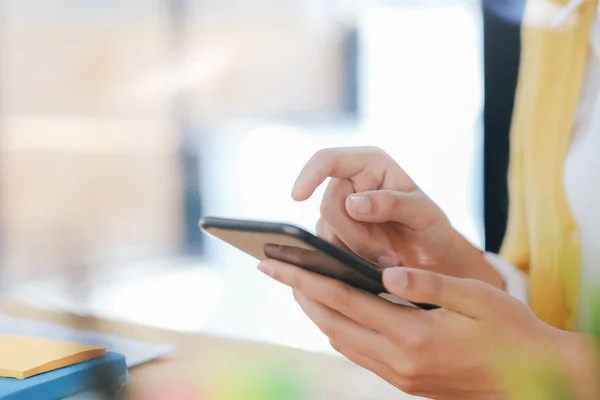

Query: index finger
[[292, 147, 383, 201]]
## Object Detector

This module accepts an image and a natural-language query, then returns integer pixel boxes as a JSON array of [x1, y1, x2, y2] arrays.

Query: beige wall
[[0, 4, 345, 120], [0, 1, 346, 280], [0, 117, 182, 281]]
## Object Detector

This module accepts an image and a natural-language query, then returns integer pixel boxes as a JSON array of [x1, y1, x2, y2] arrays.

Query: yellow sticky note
[[0, 335, 106, 379]]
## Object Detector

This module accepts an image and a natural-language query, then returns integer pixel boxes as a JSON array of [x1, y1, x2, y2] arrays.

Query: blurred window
[[0, 0, 484, 349]]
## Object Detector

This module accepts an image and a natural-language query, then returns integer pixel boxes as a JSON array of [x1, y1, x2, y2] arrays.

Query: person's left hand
[[256, 260, 569, 399]]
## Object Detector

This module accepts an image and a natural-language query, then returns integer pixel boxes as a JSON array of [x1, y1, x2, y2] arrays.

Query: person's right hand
[[292, 146, 503, 288]]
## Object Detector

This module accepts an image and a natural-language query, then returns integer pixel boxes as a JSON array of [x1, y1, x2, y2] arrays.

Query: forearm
[[446, 232, 505, 290]]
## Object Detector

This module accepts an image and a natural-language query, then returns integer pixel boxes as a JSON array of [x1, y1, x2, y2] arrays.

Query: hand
[[257, 259, 593, 400], [293, 146, 502, 288]]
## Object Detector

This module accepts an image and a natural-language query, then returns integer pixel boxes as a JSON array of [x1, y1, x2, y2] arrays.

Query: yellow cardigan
[[500, 0, 597, 331]]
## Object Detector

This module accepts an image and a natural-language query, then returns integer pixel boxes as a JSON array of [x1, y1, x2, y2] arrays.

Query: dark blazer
[[482, 0, 525, 252]]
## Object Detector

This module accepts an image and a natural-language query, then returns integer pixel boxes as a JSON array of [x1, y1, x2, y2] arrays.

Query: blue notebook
[[0, 352, 127, 400]]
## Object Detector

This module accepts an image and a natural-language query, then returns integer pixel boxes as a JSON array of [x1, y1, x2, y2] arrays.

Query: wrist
[[446, 231, 504, 289]]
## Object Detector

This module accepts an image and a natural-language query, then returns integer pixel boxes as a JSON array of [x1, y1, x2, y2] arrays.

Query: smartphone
[[199, 216, 439, 310]]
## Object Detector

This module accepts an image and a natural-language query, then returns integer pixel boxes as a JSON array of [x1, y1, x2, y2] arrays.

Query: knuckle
[[396, 378, 419, 396], [364, 146, 392, 166], [417, 214, 438, 231], [404, 331, 428, 352], [315, 147, 339, 173], [398, 358, 423, 381], [366, 146, 394, 165], [357, 169, 382, 190], [322, 319, 338, 342], [414, 196, 444, 229], [328, 337, 342, 353], [364, 146, 386, 156], [385, 193, 403, 218], [292, 289, 302, 303], [390, 358, 422, 395], [388, 192, 403, 207], [390, 358, 405, 376], [315, 147, 336, 160]]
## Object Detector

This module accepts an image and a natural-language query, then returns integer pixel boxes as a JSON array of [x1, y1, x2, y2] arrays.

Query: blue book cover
[[0, 352, 127, 400]]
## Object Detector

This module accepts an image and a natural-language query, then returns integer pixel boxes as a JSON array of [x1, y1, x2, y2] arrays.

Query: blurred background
[[0, 0, 486, 353]]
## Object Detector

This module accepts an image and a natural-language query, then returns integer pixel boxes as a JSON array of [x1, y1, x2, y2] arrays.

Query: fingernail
[[386, 268, 409, 290], [258, 262, 275, 277], [377, 254, 399, 268], [348, 195, 371, 215]]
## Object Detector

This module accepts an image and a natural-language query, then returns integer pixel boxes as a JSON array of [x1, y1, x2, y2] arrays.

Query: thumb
[[382, 267, 506, 317], [345, 190, 432, 229]]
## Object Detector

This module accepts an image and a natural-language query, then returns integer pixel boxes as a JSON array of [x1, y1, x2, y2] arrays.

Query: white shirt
[[489, 1, 600, 332], [565, 5, 600, 331]]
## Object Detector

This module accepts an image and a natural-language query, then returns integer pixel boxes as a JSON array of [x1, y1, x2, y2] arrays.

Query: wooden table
[[0, 298, 413, 399]]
